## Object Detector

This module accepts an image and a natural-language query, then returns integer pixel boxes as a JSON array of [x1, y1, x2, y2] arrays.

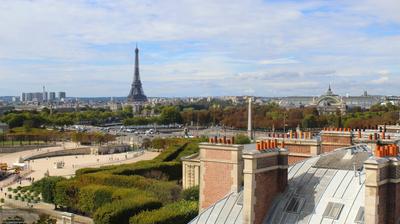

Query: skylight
[[323, 202, 344, 220]]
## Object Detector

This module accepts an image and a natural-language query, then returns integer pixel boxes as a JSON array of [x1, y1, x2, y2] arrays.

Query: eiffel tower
[[127, 45, 147, 103]]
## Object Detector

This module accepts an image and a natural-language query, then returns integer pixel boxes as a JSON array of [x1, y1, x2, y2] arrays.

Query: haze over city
[[1, 0, 399, 97]]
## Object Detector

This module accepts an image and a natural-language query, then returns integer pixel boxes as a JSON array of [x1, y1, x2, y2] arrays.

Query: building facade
[[275, 85, 381, 114]]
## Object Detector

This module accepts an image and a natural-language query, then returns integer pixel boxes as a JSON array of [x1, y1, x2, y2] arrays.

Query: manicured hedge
[[77, 185, 155, 216], [153, 143, 188, 162], [180, 186, 199, 201], [75, 165, 116, 176], [75, 143, 186, 176], [54, 179, 83, 210], [112, 161, 182, 181], [93, 197, 162, 224], [78, 185, 114, 215], [77, 173, 180, 203], [76, 138, 204, 177], [129, 200, 198, 224], [176, 142, 200, 160], [150, 138, 186, 150]]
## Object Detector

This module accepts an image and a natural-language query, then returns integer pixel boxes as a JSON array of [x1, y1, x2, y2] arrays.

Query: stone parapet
[[365, 157, 400, 224]]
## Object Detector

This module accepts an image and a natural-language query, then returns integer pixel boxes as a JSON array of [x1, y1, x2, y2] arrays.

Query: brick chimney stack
[[199, 139, 243, 211], [242, 144, 288, 224], [320, 128, 353, 153], [364, 150, 400, 223]]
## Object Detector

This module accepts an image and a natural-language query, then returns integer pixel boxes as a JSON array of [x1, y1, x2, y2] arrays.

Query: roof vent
[[323, 202, 344, 220]]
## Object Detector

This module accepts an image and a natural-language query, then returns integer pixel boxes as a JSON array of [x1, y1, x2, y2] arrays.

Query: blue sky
[[0, 0, 399, 97]]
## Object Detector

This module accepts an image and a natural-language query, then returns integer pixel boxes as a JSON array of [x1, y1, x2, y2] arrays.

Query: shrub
[[235, 134, 251, 144], [7, 187, 12, 192], [93, 197, 162, 224], [77, 185, 154, 216], [180, 186, 199, 201], [129, 200, 198, 224], [77, 185, 114, 215], [78, 174, 181, 203], [175, 142, 199, 160], [54, 179, 82, 210], [150, 138, 169, 150], [0, 198, 4, 203], [75, 165, 116, 176], [33, 214, 57, 224], [154, 143, 188, 162], [30, 176, 66, 203], [112, 161, 182, 181]]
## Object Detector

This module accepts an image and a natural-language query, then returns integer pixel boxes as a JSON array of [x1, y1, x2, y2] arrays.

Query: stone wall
[[0, 144, 57, 154]]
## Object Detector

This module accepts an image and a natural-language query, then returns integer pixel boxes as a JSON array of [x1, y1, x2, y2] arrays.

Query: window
[[354, 207, 364, 223], [285, 197, 305, 214], [323, 202, 344, 220]]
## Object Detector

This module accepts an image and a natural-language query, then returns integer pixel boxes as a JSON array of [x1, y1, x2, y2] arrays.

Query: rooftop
[[190, 144, 371, 224]]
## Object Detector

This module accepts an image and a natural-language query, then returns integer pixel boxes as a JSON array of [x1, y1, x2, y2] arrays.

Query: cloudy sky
[[0, 0, 399, 97]]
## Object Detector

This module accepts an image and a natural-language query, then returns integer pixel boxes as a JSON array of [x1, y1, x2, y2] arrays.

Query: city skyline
[[0, 0, 399, 97]]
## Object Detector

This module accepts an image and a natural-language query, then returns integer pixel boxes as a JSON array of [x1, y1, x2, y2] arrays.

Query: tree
[[159, 106, 182, 125], [141, 138, 151, 149], [33, 214, 57, 224], [235, 134, 251, 144], [123, 105, 133, 117], [302, 115, 317, 128]]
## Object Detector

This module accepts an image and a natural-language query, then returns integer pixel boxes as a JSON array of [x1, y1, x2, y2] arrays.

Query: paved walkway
[[0, 144, 160, 223], [4, 200, 93, 224]]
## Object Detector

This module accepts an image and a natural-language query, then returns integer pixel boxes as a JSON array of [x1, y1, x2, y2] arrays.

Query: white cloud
[[0, 0, 399, 96], [371, 70, 391, 84], [259, 58, 299, 65]]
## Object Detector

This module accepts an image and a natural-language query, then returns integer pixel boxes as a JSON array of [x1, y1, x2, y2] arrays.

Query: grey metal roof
[[189, 191, 243, 224], [190, 144, 370, 224]]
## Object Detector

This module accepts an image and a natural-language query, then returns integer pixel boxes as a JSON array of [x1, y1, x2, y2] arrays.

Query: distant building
[[49, 92, 56, 101], [21, 89, 65, 104], [109, 97, 122, 111], [26, 93, 33, 101], [276, 85, 381, 114], [21, 93, 26, 102], [12, 96, 20, 102], [32, 92, 43, 102], [58, 92, 66, 101]]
